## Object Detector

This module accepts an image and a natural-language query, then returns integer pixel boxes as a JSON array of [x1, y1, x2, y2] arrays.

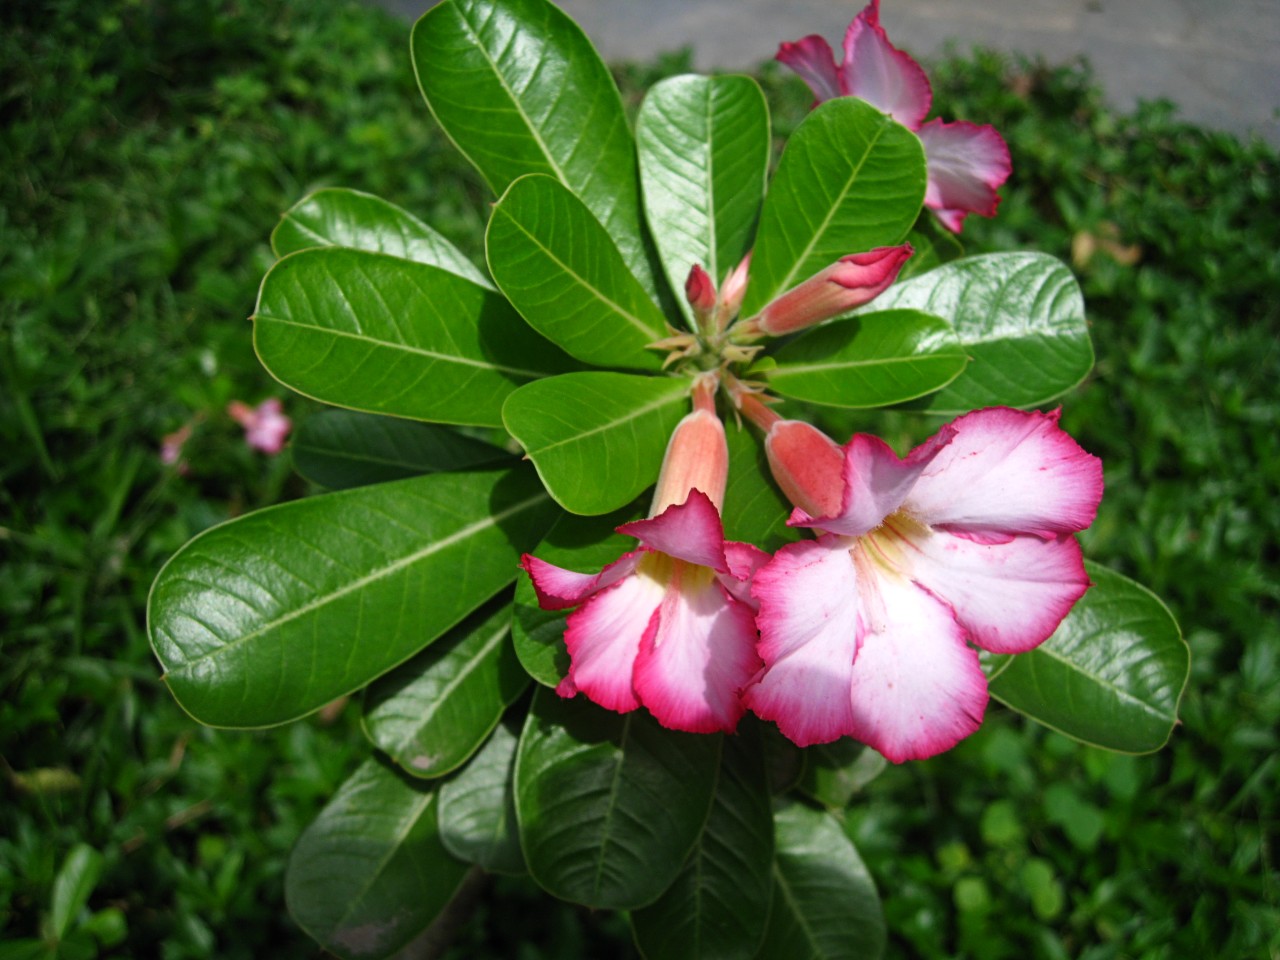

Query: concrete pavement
[[375, 0, 1279, 147]]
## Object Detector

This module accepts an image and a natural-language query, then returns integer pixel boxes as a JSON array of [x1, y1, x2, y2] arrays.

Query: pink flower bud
[[763, 420, 845, 520], [715, 252, 752, 330], [685, 263, 717, 315], [749, 244, 912, 336], [650, 378, 728, 515]]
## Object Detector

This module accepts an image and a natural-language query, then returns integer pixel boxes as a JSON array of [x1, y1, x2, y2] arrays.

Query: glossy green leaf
[[412, 0, 659, 296], [984, 562, 1188, 753], [797, 740, 888, 811], [630, 729, 773, 960], [292, 409, 509, 490], [763, 309, 967, 408], [898, 219, 965, 282], [515, 689, 721, 909], [254, 248, 577, 427], [286, 757, 468, 960], [864, 251, 1094, 413], [149, 468, 557, 727], [756, 801, 886, 960], [637, 74, 769, 321], [512, 505, 641, 688], [503, 371, 690, 515], [50, 844, 104, 942], [271, 187, 492, 288], [363, 600, 528, 778], [487, 175, 667, 371], [437, 719, 526, 875], [742, 98, 926, 317], [721, 419, 792, 553]]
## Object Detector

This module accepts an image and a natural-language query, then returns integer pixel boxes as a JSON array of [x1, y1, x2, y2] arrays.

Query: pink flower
[[227, 398, 292, 455], [739, 245, 914, 337], [777, 0, 1012, 232], [737, 396, 1102, 762], [160, 422, 194, 467], [521, 379, 769, 734]]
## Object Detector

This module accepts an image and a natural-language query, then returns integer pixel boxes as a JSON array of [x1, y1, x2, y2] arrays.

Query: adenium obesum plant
[[147, 1, 1188, 958]]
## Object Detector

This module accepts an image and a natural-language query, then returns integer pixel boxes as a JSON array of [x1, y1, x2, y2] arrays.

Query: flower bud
[[715, 252, 752, 331], [650, 378, 728, 515], [747, 244, 913, 336]]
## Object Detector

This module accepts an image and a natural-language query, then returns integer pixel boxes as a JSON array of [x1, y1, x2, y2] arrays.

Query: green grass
[[2, 2, 1277, 957]]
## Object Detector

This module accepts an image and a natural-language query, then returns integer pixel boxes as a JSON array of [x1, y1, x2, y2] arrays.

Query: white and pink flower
[[522, 378, 769, 734], [736, 395, 1102, 762], [777, 0, 1012, 233]]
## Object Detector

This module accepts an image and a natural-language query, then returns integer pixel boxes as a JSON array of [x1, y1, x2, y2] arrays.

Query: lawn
[[2, 0, 1277, 957]]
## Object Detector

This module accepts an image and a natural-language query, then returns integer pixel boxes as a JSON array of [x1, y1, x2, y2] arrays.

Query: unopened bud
[[763, 420, 845, 520], [714, 252, 752, 331], [650, 377, 728, 515], [685, 264, 717, 329], [748, 244, 913, 336]]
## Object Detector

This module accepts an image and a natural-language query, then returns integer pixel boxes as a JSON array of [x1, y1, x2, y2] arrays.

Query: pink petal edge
[[917, 119, 1012, 232], [840, 0, 932, 128], [776, 34, 843, 103], [904, 407, 1104, 537], [617, 489, 728, 572]]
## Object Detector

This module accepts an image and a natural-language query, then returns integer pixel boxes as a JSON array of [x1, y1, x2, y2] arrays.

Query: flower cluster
[[520, 5, 1097, 763]]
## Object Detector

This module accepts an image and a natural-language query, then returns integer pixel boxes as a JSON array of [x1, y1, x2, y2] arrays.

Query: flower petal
[[917, 119, 1011, 232], [904, 407, 1103, 537], [521, 550, 643, 610], [776, 34, 843, 103], [840, 0, 932, 128], [618, 490, 728, 572], [633, 573, 760, 734], [720, 540, 771, 609], [744, 538, 862, 746], [903, 527, 1091, 654], [558, 569, 666, 713], [845, 570, 988, 763], [796, 430, 952, 537]]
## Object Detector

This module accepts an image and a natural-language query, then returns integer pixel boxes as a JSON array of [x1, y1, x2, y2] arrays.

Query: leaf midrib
[[163, 491, 549, 675]]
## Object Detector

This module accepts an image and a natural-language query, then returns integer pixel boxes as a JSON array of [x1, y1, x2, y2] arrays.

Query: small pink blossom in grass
[[521, 378, 769, 734], [736, 394, 1102, 762], [160, 422, 194, 467], [227, 398, 292, 455], [776, 0, 1012, 232]]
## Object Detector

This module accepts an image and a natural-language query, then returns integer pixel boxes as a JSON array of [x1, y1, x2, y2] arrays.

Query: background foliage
[[1, 0, 1276, 957]]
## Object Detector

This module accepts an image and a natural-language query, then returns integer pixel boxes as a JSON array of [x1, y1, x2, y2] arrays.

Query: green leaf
[[437, 719, 527, 875], [742, 98, 926, 317], [630, 729, 773, 960], [292, 409, 509, 490], [637, 74, 769, 320], [864, 252, 1094, 413], [756, 801, 886, 960], [503, 371, 691, 515], [487, 175, 667, 371], [512, 505, 642, 688], [721, 420, 792, 553], [412, 0, 659, 296], [271, 187, 492, 288], [50, 844, 104, 942], [363, 599, 528, 778], [514, 689, 721, 909], [286, 757, 468, 960], [984, 562, 1188, 753], [149, 468, 557, 728], [797, 740, 888, 810], [254, 248, 578, 427], [763, 309, 967, 408]]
